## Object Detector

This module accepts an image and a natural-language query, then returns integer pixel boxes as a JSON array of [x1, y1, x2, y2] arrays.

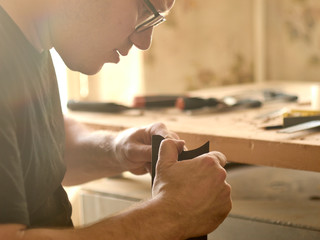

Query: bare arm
[[63, 116, 180, 185], [0, 198, 184, 240], [63, 116, 119, 185], [1, 138, 231, 240]]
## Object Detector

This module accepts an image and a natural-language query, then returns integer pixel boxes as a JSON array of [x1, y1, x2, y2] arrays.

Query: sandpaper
[[151, 135, 209, 240]]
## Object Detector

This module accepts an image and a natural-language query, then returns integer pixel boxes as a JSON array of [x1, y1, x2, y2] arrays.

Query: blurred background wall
[[58, 0, 320, 106], [267, 0, 320, 81]]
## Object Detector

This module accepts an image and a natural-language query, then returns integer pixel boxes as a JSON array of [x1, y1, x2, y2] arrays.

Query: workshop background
[[59, 1, 320, 237], [144, 0, 320, 92], [62, 0, 320, 106]]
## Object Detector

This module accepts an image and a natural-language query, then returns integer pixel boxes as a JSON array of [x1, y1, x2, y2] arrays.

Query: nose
[[129, 27, 153, 50]]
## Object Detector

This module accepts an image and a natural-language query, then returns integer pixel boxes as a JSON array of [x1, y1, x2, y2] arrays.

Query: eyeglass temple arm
[[142, 0, 159, 15]]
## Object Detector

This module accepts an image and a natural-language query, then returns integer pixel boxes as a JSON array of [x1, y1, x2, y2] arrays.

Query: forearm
[[78, 197, 183, 240], [63, 116, 123, 186], [11, 198, 183, 240], [63, 118, 171, 186]]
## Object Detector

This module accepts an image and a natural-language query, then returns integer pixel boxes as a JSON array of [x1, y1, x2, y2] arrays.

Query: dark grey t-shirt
[[0, 6, 72, 227]]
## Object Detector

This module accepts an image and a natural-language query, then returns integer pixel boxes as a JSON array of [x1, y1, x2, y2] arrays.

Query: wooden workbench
[[67, 81, 320, 173]]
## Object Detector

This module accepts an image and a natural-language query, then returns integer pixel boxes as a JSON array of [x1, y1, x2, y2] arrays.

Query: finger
[[130, 167, 148, 175], [130, 144, 152, 164], [209, 151, 227, 167], [145, 162, 152, 174], [163, 131, 180, 140], [147, 122, 180, 140], [157, 139, 185, 168]]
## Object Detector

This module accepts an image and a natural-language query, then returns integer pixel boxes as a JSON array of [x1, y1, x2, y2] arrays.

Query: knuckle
[[225, 201, 232, 216], [135, 127, 145, 136], [149, 122, 166, 132], [201, 155, 225, 170], [225, 184, 232, 199], [226, 182, 232, 194], [200, 157, 228, 180], [125, 143, 136, 157], [219, 167, 227, 180], [227, 198, 233, 211], [201, 155, 217, 166], [147, 122, 180, 140], [223, 183, 232, 211], [161, 138, 176, 146], [154, 122, 166, 129], [210, 151, 227, 166]]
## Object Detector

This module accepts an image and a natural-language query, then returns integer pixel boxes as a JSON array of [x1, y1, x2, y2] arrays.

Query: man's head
[[46, 0, 175, 75]]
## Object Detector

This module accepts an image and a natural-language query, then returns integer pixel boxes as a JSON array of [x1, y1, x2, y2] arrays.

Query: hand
[[152, 139, 232, 239], [113, 122, 180, 175]]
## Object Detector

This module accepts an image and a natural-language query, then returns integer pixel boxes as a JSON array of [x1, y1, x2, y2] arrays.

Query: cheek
[[107, 15, 136, 40]]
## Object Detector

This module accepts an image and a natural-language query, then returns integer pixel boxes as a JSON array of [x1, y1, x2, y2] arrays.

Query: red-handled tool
[[133, 95, 186, 108], [176, 97, 220, 110]]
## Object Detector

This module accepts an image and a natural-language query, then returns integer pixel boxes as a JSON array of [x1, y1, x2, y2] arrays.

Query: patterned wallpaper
[[141, 0, 320, 95], [267, 0, 320, 81]]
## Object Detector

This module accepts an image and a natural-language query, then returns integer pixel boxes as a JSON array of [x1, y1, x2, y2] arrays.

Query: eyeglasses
[[135, 0, 166, 33]]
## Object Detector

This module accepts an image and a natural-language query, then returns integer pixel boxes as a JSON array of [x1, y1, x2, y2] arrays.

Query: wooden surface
[[67, 82, 320, 172]]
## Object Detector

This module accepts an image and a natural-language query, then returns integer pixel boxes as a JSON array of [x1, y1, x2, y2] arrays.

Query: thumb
[[157, 139, 185, 168]]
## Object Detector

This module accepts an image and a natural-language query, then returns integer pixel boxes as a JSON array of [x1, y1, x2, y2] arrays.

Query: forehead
[[150, 0, 175, 13]]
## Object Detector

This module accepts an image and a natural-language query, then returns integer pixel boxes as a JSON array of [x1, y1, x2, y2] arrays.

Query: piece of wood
[[67, 82, 320, 172]]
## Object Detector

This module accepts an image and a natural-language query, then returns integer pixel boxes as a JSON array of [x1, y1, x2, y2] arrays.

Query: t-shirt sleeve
[[0, 100, 29, 225]]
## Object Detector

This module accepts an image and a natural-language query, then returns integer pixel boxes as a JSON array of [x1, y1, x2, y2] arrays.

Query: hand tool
[[176, 96, 262, 111], [283, 115, 320, 128], [263, 89, 298, 102], [152, 135, 209, 240], [175, 97, 220, 110], [278, 120, 320, 133], [283, 109, 320, 117], [275, 109, 320, 133], [68, 95, 186, 113], [67, 100, 131, 113], [133, 95, 186, 108], [261, 108, 320, 132], [255, 108, 289, 120]]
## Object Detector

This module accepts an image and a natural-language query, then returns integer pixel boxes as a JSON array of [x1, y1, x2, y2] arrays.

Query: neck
[[0, 0, 53, 52]]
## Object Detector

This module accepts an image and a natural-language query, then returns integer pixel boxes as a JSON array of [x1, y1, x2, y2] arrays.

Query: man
[[0, 0, 232, 239]]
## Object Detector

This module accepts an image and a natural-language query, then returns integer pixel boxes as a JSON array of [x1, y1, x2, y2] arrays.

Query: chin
[[65, 55, 121, 75], [81, 67, 103, 76], [67, 62, 104, 76]]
